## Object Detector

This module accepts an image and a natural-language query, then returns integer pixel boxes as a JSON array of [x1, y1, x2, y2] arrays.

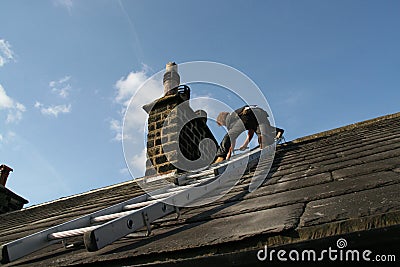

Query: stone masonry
[[143, 84, 218, 176]]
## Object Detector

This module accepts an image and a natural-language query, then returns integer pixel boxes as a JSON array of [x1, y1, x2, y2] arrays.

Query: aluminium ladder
[[1, 146, 272, 264]]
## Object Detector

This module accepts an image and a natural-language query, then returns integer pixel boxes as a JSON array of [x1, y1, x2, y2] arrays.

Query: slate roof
[[0, 112, 399, 266]]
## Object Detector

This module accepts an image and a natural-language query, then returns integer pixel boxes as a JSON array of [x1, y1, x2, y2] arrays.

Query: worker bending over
[[214, 105, 284, 163]]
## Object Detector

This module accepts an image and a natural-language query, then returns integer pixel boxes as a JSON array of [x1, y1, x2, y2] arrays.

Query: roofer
[[214, 105, 284, 163]]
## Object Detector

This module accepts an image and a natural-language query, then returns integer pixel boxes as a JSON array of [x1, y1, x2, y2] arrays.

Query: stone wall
[[143, 86, 218, 176]]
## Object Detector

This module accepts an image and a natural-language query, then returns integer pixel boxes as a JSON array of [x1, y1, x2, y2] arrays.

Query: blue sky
[[0, 0, 399, 206]]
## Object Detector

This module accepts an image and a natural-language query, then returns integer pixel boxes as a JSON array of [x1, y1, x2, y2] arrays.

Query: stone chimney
[[0, 165, 28, 214], [143, 62, 218, 177]]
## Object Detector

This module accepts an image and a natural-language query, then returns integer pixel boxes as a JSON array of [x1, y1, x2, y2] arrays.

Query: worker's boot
[[214, 157, 225, 164], [258, 135, 264, 149], [276, 128, 284, 139], [258, 135, 271, 149]]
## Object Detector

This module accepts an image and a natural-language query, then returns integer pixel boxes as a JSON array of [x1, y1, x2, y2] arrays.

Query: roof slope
[[0, 112, 399, 266]]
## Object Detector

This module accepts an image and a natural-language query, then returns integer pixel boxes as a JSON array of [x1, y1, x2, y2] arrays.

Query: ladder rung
[[129, 177, 217, 208], [90, 210, 138, 223], [186, 169, 214, 179], [123, 199, 163, 210], [48, 226, 98, 240], [122, 184, 201, 211], [148, 182, 202, 199], [148, 176, 216, 199], [122, 187, 188, 211], [176, 173, 216, 186], [148, 190, 181, 200]]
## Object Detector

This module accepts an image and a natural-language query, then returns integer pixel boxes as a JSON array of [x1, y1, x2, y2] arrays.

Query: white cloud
[[35, 102, 71, 117], [189, 93, 223, 119], [110, 119, 123, 141], [0, 39, 15, 67], [53, 0, 73, 11], [53, 85, 71, 98], [59, 76, 71, 84], [49, 76, 71, 98], [111, 66, 163, 142], [115, 69, 149, 107], [34, 101, 42, 109], [16, 102, 26, 112], [0, 85, 14, 109], [6, 107, 25, 123], [130, 149, 147, 177], [35, 76, 73, 118], [0, 84, 25, 123], [0, 131, 16, 144]]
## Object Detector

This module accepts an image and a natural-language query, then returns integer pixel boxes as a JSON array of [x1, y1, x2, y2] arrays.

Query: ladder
[[0, 146, 271, 264]]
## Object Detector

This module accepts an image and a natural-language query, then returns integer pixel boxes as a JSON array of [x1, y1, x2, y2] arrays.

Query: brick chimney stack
[[143, 62, 218, 178], [0, 164, 13, 187]]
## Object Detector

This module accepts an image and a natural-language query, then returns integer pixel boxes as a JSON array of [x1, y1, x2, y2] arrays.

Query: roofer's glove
[[239, 145, 248, 151]]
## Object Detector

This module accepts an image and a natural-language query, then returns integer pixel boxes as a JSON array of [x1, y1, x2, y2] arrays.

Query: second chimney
[[0, 165, 13, 187]]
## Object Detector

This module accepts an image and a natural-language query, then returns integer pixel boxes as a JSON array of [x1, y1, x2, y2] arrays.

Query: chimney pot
[[163, 62, 180, 95]]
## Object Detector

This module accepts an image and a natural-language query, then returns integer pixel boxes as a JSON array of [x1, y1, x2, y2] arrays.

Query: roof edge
[[0, 185, 28, 204], [21, 179, 139, 211], [290, 112, 400, 144]]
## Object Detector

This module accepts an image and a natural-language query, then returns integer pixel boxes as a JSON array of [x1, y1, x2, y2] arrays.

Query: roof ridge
[[21, 179, 139, 211], [290, 112, 400, 144]]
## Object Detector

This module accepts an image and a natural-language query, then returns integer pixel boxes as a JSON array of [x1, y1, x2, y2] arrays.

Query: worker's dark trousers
[[215, 125, 276, 159], [216, 133, 231, 159]]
